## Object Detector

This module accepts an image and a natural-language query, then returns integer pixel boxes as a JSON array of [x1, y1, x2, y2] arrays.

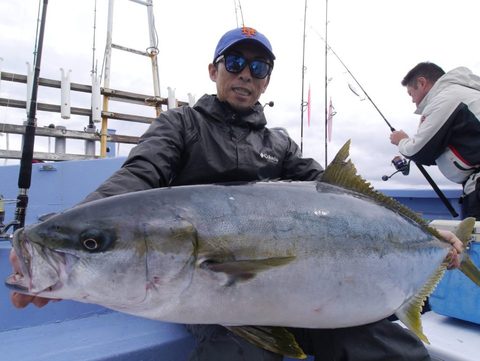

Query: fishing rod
[[299, 0, 308, 154], [320, 36, 458, 217], [13, 0, 50, 231]]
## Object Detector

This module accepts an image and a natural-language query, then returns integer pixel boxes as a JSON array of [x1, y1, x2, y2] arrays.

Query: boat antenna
[[91, 0, 98, 77], [299, 0, 308, 154], [233, 0, 245, 27], [14, 0, 49, 231], [323, 0, 328, 166], [313, 30, 458, 217], [89, 0, 98, 129]]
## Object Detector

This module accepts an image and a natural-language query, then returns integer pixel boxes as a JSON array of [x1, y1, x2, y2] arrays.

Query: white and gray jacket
[[398, 67, 480, 194]]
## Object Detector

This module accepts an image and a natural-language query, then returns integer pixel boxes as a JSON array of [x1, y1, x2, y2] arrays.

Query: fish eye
[[79, 229, 115, 252], [83, 238, 99, 251]]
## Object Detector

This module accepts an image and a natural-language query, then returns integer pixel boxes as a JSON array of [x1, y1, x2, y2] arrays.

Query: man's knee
[[186, 324, 283, 361]]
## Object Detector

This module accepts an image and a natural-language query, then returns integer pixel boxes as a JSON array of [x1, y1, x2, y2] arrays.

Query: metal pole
[[100, 0, 114, 158], [146, 0, 162, 116]]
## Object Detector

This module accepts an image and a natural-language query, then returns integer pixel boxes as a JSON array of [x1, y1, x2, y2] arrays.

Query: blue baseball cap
[[213, 27, 275, 62]]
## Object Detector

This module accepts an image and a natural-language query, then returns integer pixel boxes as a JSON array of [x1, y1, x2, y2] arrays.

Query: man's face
[[208, 42, 271, 112], [406, 77, 431, 107]]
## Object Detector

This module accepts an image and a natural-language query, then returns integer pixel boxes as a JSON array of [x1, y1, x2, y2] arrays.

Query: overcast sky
[[1, 0, 479, 190]]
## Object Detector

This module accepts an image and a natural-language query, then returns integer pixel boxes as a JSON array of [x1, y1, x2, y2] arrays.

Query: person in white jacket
[[390, 62, 480, 220]]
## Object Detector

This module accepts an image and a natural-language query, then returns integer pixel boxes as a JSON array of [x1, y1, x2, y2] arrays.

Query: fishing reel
[[382, 157, 411, 181], [0, 196, 18, 241]]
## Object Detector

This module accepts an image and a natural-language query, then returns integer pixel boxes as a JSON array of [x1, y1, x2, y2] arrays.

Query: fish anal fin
[[395, 296, 429, 344], [226, 325, 307, 359], [395, 263, 448, 344]]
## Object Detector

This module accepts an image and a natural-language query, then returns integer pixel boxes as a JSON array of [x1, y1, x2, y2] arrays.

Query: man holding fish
[[9, 27, 465, 361]]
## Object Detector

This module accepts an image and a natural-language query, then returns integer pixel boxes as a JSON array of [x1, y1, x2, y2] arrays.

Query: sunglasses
[[215, 54, 273, 79]]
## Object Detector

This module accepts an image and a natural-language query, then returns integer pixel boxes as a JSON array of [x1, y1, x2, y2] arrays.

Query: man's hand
[[436, 229, 464, 270], [9, 249, 58, 308], [390, 130, 409, 145]]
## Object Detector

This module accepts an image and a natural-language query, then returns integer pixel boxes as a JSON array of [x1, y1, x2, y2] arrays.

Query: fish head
[[5, 198, 194, 310]]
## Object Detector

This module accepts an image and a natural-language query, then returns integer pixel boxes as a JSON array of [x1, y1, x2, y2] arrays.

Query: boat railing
[[0, 70, 192, 162]]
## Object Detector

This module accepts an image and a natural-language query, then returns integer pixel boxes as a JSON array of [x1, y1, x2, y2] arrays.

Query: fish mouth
[[5, 228, 72, 296]]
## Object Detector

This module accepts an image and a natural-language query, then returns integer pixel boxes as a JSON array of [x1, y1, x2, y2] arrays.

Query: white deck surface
[[415, 312, 480, 361]]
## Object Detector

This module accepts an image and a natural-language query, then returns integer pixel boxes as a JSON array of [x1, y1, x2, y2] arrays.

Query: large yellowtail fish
[[6, 141, 480, 358]]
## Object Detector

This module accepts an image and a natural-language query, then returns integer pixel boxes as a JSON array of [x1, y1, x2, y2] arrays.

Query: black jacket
[[84, 94, 323, 202]]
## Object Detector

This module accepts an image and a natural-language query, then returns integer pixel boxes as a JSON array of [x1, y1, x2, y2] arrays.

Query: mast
[[99, 0, 114, 158], [146, 0, 161, 102]]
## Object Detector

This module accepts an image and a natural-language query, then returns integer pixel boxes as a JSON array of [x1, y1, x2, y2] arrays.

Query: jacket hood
[[194, 94, 267, 129], [416, 67, 480, 114]]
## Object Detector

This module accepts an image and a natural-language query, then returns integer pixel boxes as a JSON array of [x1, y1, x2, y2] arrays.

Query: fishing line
[[311, 27, 395, 132], [310, 26, 458, 217]]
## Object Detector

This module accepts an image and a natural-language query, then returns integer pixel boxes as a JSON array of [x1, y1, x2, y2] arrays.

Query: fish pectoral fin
[[226, 325, 307, 359], [395, 262, 448, 344], [199, 256, 295, 282]]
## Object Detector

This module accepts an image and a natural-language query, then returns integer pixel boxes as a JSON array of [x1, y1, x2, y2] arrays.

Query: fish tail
[[395, 217, 480, 343], [459, 254, 480, 287], [454, 217, 476, 247], [456, 217, 480, 287]]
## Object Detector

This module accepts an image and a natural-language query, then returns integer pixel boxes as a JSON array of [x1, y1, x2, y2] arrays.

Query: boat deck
[[421, 312, 480, 361]]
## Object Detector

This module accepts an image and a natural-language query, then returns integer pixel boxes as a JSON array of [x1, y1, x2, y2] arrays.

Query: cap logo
[[241, 26, 257, 38]]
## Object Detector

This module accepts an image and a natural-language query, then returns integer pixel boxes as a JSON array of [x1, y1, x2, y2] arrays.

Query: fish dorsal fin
[[322, 140, 440, 238], [394, 262, 448, 344], [226, 325, 307, 359]]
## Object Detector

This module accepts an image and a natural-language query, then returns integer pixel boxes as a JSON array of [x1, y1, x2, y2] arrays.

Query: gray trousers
[[186, 319, 431, 361]]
